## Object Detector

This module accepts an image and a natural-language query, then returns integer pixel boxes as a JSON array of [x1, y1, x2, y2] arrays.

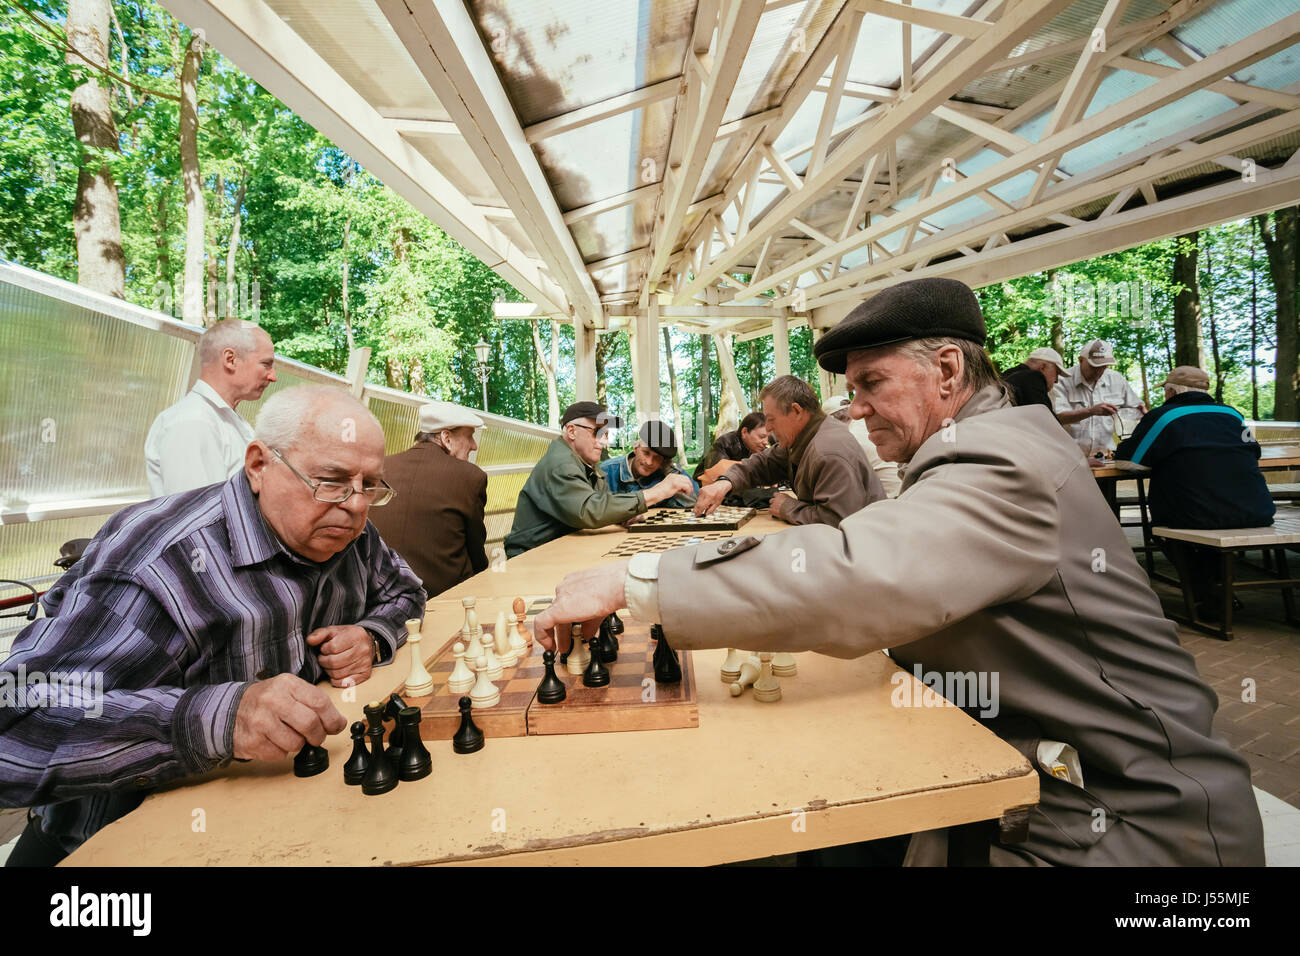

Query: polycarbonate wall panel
[[0, 514, 112, 597], [0, 279, 193, 507], [368, 395, 423, 456]]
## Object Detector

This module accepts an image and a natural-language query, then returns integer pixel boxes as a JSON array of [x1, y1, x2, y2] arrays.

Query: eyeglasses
[[271, 449, 395, 506]]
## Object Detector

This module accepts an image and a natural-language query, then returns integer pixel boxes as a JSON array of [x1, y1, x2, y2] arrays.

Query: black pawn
[[650, 623, 664, 642], [343, 721, 369, 786], [452, 696, 485, 754], [362, 702, 399, 795], [536, 649, 567, 704], [396, 707, 432, 782], [609, 612, 624, 635], [293, 741, 329, 778], [653, 630, 682, 684], [583, 641, 611, 688]]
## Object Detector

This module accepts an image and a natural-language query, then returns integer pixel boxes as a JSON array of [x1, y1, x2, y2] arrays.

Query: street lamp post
[[473, 338, 491, 411]]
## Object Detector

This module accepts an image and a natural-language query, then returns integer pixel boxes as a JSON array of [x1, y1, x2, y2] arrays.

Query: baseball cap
[[1160, 366, 1210, 389], [1081, 339, 1116, 367], [1026, 347, 1067, 375]]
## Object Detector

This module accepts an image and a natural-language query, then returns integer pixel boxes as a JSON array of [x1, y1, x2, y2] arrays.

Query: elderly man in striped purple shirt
[[1, 385, 426, 865]]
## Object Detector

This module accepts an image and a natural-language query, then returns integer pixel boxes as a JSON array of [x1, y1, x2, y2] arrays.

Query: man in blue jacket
[[600, 421, 699, 508], [1116, 365, 1274, 612]]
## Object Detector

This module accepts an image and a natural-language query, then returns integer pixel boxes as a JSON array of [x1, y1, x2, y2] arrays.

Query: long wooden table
[[64, 516, 1037, 866]]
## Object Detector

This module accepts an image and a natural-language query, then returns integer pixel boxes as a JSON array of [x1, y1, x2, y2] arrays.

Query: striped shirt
[[0, 471, 425, 854]]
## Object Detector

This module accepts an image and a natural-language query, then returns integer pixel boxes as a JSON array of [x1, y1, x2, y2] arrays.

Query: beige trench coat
[[654, 385, 1263, 865]]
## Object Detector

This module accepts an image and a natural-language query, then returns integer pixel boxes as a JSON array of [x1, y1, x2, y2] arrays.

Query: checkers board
[[603, 531, 738, 557], [628, 505, 755, 532], [392, 599, 698, 739]]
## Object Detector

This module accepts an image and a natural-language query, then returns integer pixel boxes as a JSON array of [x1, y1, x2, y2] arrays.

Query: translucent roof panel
[[470, 0, 695, 126], [535, 98, 674, 210], [722, 1, 843, 123]]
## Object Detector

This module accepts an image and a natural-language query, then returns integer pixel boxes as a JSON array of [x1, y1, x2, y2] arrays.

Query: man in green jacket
[[504, 402, 695, 558]]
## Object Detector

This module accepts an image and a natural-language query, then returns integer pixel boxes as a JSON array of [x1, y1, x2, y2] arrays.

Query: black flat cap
[[639, 420, 678, 459], [560, 401, 622, 430], [813, 277, 985, 374]]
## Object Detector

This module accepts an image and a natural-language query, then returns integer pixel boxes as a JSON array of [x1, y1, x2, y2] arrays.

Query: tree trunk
[[1258, 208, 1299, 420], [700, 334, 713, 450], [1172, 231, 1203, 368], [663, 326, 687, 468], [1045, 268, 1065, 355], [1135, 327, 1149, 408], [205, 172, 221, 324], [341, 215, 353, 350], [1204, 234, 1223, 401], [67, 0, 125, 297], [180, 31, 206, 325], [530, 319, 560, 428], [225, 171, 248, 319], [1251, 216, 1260, 420], [711, 333, 746, 442], [595, 332, 618, 409], [154, 188, 171, 289], [748, 340, 760, 407]]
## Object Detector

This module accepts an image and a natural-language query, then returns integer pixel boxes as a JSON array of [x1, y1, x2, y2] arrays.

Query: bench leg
[[1219, 550, 1235, 641], [1137, 478, 1155, 575], [1276, 547, 1300, 629]]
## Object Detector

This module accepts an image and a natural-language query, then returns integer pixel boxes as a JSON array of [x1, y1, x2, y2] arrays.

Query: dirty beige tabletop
[[65, 515, 1037, 866]]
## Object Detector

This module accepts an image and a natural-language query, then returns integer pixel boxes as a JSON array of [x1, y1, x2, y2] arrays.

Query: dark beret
[[560, 401, 621, 430], [639, 420, 678, 459], [813, 277, 985, 374]]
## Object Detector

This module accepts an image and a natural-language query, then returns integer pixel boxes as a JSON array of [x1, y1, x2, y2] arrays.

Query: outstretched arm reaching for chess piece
[[533, 561, 630, 654], [645, 472, 695, 507], [693, 478, 730, 516]]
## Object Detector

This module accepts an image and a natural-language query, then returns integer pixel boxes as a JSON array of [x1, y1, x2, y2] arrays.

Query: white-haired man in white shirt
[[144, 320, 276, 497]]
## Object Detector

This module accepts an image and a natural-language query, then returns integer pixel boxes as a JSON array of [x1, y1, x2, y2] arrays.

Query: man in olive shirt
[[504, 402, 694, 558]]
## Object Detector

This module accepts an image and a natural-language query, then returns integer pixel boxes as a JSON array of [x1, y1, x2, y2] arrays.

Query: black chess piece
[[452, 696, 485, 754], [396, 707, 432, 781], [343, 721, 369, 785], [582, 639, 611, 688], [384, 693, 407, 762], [595, 617, 618, 664], [650, 623, 664, 642], [536, 649, 567, 704], [609, 612, 624, 635], [293, 741, 329, 777], [361, 701, 399, 795], [653, 630, 682, 684]]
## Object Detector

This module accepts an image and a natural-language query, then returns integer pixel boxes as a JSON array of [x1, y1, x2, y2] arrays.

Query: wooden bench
[[1152, 514, 1300, 640]]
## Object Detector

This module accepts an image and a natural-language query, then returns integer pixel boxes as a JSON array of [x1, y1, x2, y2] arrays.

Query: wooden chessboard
[[392, 601, 698, 739], [603, 531, 738, 557], [627, 505, 755, 532]]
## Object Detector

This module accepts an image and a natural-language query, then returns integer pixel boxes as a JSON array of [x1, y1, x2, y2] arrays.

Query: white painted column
[[573, 318, 597, 402], [772, 314, 790, 377], [633, 302, 660, 423]]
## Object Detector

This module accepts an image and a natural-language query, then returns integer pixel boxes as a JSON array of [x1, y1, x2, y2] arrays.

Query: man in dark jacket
[[694, 376, 885, 528], [1002, 346, 1066, 411], [1116, 366, 1275, 610], [504, 402, 694, 557], [368, 401, 489, 597]]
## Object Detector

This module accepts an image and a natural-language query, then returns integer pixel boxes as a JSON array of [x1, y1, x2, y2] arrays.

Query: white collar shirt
[[1052, 365, 1141, 454], [144, 379, 255, 497]]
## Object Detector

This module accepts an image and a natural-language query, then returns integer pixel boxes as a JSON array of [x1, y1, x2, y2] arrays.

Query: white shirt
[[144, 380, 255, 497], [1052, 365, 1142, 455]]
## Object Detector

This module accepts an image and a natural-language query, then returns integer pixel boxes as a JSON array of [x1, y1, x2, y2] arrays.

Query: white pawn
[[513, 597, 531, 646], [403, 619, 434, 697], [446, 641, 476, 694], [729, 657, 761, 697], [494, 610, 517, 666], [564, 623, 590, 676], [480, 632, 503, 680], [721, 648, 746, 683], [469, 656, 500, 709], [752, 652, 782, 703], [772, 652, 798, 678], [508, 614, 529, 662]]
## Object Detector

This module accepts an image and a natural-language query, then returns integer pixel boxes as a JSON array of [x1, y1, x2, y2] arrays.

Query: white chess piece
[[772, 652, 798, 678], [752, 652, 782, 703], [469, 656, 500, 708], [508, 615, 529, 662], [729, 657, 761, 697], [403, 619, 434, 697], [493, 610, 517, 666], [721, 648, 746, 683], [446, 642, 476, 694], [461, 596, 478, 643], [480, 632, 503, 680], [513, 597, 531, 646], [564, 623, 590, 676]]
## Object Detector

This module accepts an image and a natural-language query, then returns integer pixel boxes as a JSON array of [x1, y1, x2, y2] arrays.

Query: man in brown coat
[[535, 277, 1263, 867], [694, 375, 884, 527], [368, 401, 488, 598]]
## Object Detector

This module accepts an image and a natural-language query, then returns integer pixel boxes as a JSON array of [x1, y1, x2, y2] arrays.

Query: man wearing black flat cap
[[600, 421, 699, 508], [504, 402, 695, 558], [534, 276, 1263, 867]]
